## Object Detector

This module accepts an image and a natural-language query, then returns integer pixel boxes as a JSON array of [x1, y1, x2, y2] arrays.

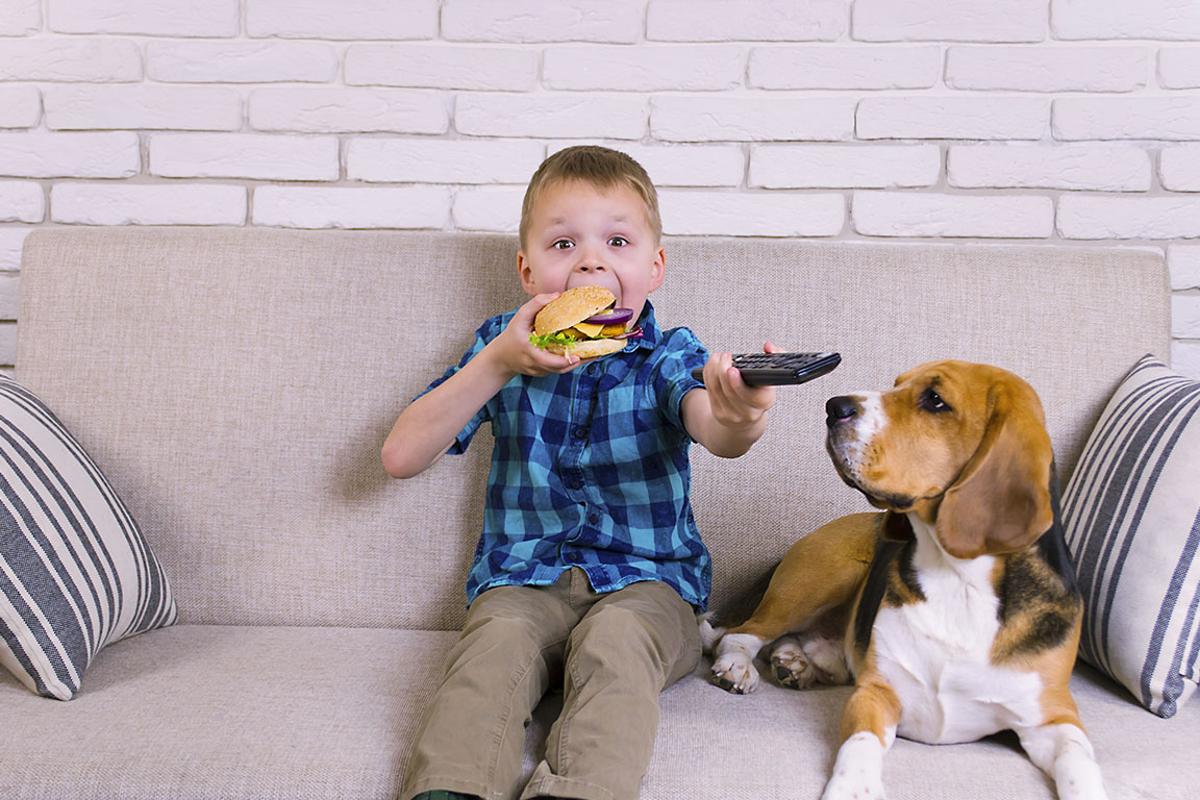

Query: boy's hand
[[487, 293, 592, 378], [702, 341, 779, 430]]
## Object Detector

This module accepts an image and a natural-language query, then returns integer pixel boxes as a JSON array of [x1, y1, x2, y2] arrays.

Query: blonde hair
[[519, 145, 662, 249]]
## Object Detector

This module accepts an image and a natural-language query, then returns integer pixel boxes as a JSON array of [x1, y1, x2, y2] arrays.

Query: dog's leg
[[1017, 723, 1108, 800], [821, 676, 900, 800]]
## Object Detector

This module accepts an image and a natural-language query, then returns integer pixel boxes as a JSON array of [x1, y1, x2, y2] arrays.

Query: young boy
[[382, 145, 777, 800]]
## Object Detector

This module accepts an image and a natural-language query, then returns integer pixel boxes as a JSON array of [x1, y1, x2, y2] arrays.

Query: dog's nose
[[826, 396, 858, 426]]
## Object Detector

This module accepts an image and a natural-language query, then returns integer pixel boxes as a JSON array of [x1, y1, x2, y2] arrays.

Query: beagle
[[707, 361, 1107, 800]]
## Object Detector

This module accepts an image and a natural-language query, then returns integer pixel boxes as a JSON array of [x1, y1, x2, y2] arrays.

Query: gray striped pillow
[[1063, 355, 1200, 718], [0, 374, 176, 700]]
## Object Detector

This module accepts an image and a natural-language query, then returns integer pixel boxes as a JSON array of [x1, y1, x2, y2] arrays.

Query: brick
[[443, 0, 641, 43], [150, 134, 339, 181], [750, 144, 939, 188], [853, 192, 1053, 238], [853, 0, 1046, 42], [1172, 340, 1200, 379], [647, 0, 847, 42], [1052, 0, 1200, 41], [1169, 245, 1200, 290], [659, 191, 844, 236], [458, 94, 646, 140], [48, 0, 238, 36], [249, 88, 448, 134], [948, 144, 1151, 192], [1159, 48, 1200, 89], [0, 1, 39, 35], [51, 183, 246, 225], [0, 87, 40, 128], [147, 41, 339, 83], [1058, 195, 1200, 239], [0, 38, 141, 82], [546, 142, 744, 187], [253, 185, 451, 229], [0, 181, 43, 223], [44, 86, 241, 131], [858, 97, 1048, 140], [1173, 295, 1200, 338], [946, 46, 1147, 93], [0, 273, 18, 319], [0, 228, 31, 270], [1054, 97, 1200, 140], [749, 46, 939, 90], [652, 96, 854, 142], [544, 46, 743, 91], [247, 0, 437, 40], [0, 132, 138, 178], [347, 139, 545, 183], [345, 44, 538, 91], [1161, 145, 1200, 191], [452, 186, 525, 232]]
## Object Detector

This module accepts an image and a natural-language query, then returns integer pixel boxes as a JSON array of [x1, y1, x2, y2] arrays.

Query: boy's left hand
[[702, 341, 779, 430]]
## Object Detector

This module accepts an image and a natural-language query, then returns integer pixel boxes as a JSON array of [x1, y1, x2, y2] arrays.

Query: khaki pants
[[400, 568, 703, 800]]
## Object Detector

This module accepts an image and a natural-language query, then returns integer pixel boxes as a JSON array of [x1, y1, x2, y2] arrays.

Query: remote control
[[691, 351, 842, 387]]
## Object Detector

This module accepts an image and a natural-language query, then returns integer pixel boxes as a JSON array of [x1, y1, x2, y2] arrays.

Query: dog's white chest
[[871, 551, 1044, 744]]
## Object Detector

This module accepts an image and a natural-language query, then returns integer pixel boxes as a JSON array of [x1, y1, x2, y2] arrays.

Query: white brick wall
[[0, 0, 1198, 376]]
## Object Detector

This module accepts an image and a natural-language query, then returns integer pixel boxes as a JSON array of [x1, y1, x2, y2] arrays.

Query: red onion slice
[[614, 326, 642, 340], [585, 307, 633, 324]]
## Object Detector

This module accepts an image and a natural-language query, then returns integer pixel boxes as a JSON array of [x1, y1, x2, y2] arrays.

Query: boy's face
[[517, 179, 665, 323]]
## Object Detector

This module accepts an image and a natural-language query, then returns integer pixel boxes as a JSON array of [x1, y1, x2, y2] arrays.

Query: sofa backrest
[[17, 229, 1169, 629]]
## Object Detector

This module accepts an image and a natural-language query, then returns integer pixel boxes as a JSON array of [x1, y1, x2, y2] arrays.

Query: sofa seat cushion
[[0, 625, 456, 800], [3, 624, 1196, 800]]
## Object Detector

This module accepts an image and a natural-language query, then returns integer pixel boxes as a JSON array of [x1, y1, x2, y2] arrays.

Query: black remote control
[[691, 352, 841, 387]]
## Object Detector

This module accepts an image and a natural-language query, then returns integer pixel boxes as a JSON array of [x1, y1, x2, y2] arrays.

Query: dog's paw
[[711, 650, 760, 694], [821, 731, 887, 800], [820, 771, 886, 800], [770, 639, 818, 690]]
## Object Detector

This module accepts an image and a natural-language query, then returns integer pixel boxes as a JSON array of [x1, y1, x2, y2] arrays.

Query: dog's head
[[825, 360, 1054, 559]]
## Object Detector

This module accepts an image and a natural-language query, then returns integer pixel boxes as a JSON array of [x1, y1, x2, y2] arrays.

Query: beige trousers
[[400, 568, 703, 800]]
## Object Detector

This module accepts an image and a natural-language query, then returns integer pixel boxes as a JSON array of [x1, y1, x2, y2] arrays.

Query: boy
[[382, 146, 777, 800]]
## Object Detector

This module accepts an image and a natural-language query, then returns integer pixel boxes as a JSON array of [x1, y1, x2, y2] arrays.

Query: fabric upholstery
[[16, 229, 1169, 630]]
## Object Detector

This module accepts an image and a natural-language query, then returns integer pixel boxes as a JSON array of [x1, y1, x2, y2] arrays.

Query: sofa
[[2, 227, 1196, 799]]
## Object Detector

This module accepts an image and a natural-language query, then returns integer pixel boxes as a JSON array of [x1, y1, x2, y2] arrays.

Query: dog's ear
[[935, 380, 1054, 559], [881, 510, 914, 542]]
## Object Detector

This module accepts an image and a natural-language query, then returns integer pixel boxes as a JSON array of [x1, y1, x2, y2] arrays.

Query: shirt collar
[[627, 299, 662, 351]]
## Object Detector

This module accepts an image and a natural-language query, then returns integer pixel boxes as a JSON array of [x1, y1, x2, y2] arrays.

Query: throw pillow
[[1062, 355, 1200, 718], [0, 374, 176, 700]]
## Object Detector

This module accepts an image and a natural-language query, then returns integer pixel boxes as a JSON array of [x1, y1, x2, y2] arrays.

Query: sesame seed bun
[[533, 286, 616, 336]]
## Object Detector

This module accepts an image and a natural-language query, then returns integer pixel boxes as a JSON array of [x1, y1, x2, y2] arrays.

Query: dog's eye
[[920, 389, 951, 413]]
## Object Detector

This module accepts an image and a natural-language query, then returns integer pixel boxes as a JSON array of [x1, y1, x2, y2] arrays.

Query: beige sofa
[[2, 227, 1196, 799]]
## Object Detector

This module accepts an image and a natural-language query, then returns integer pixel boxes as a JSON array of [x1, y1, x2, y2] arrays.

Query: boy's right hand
[[486, 293, 590, 378]]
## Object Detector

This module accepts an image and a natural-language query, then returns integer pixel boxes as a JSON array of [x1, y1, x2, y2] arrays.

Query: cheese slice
[[572, 321, 605, 338]]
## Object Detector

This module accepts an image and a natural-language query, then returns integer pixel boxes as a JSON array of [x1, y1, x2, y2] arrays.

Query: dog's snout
[[826, 396, 859, 426]]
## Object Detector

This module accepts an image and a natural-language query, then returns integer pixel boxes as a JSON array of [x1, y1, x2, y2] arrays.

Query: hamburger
[[529, 286, 642, 359]]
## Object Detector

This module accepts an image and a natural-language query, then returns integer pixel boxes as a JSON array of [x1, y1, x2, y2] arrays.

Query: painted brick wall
[[1, 0, 1198, 375]]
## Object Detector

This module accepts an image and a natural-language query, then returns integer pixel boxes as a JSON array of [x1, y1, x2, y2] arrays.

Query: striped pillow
[[1063, 355, 1200, 718], [0, 374, 176, 701]]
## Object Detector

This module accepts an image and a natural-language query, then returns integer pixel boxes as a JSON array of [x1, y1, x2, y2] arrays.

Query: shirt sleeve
[[412, 315, 500, 455], [652, 327, 709, 439]]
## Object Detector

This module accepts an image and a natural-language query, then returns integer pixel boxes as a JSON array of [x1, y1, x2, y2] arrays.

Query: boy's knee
[[568, 604, 673, 679]]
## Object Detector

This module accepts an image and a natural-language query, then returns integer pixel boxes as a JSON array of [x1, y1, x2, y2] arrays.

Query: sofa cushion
[[0, 374, 176, 701], [4, 624, 1193, 800], [1062, 355, 1200, 718]]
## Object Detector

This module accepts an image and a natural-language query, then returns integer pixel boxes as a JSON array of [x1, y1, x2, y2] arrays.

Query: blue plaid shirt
[[420, 301, 712, 610]]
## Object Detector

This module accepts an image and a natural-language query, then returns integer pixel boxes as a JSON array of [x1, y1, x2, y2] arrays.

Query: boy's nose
[[574, 261, 607, 273]]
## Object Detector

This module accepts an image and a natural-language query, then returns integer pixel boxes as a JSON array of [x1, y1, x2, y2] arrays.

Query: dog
[[705, 360, 1107, 800]]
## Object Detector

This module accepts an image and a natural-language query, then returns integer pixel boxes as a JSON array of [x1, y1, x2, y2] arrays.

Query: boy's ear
[[516, 250, 537, 296], [649, 246, 666, 292]]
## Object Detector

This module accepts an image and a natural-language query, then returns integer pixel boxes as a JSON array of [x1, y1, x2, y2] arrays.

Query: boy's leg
[[401, 574, 582, 800], [520, 579, 703, 800]]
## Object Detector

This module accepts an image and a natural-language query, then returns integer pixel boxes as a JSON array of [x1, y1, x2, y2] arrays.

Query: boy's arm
[[381, 293, 583, 479], [681, 342, 779, 459]]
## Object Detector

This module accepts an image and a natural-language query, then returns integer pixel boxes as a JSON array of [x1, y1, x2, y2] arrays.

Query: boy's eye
[[552, 239, 574, 250], [608, 236, 629, 247]]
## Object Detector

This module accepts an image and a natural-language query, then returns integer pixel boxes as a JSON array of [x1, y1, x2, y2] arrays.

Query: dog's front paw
[[821, 770, 886, 800], [821, 731, 887, 800], [711, 650, 760, 694], [770, 639, 818, 689]]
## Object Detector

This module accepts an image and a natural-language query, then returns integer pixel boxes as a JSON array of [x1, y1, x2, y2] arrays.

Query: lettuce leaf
[[529, 330, 578, 349]]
